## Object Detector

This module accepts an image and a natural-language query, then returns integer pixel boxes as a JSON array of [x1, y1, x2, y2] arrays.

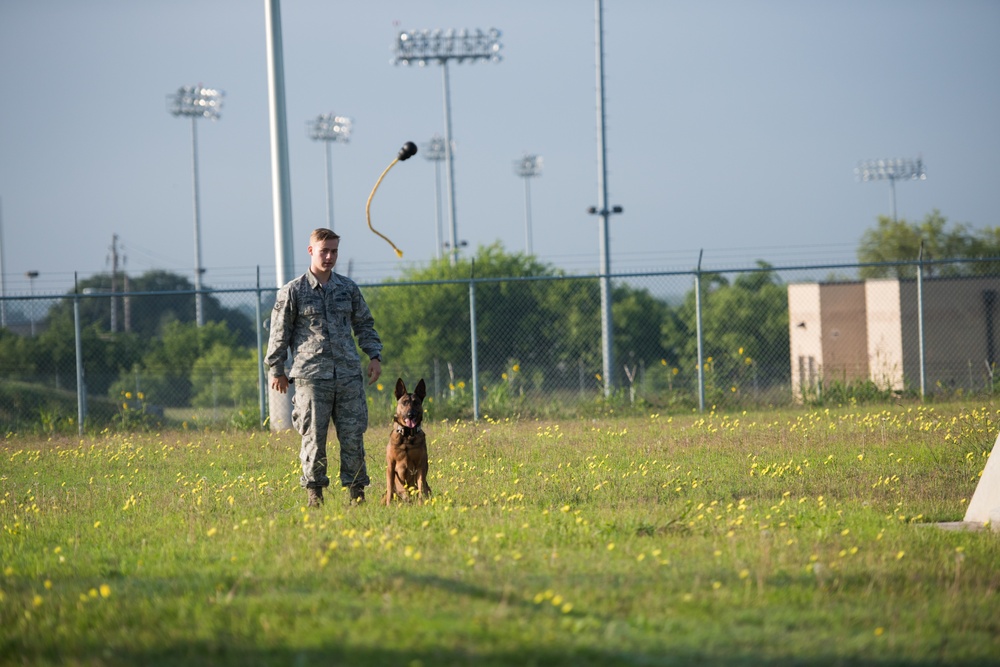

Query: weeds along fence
[[2, 258, 1000, 433]]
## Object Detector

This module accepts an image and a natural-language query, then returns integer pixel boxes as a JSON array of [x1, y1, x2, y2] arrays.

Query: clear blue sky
[[1, 0, 997, 295]]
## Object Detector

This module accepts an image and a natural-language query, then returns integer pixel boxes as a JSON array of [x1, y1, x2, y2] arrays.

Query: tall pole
[[266, 0, 296, 288], [856, 157, 926, 223], [889, 178, 897, 223], [307, 113, 351, 232], [594, 0, 616, 396], [265, 0, 295, 431], [394, 28, 503, 265], [422, 135, 447, 260], [189, 117, 205, 326], [441, 62, 459, 266], [109, 234, 120, 333], [324, 141, 334, 230], [434, 158, 443, 260], [123, 273, 131, 333], [26, 271, 38, 336], [167, 84, 223, 328], [523, 177, 533, 255], [514, 155, 542, 255]]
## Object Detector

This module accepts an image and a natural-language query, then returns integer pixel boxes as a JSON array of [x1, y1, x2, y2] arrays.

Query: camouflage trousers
[[291, 374, 370, 490]]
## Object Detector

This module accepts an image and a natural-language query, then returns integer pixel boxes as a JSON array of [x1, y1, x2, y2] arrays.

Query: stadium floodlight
[[513, 155, 543, 255], [168, 85, 223, 120], [855, 157, 926, 222], [393, 28, 503, 265], [308, 113, 352, 231], [167, 84, 224, 327], [393, 28, 503, 66]]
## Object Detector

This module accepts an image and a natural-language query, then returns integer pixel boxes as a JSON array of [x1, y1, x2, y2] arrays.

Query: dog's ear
[[414, 379, 426, 400], [394, 378, 407, 399]]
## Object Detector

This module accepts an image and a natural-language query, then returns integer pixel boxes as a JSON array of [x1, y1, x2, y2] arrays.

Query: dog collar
[[394, 422, 423, 436]]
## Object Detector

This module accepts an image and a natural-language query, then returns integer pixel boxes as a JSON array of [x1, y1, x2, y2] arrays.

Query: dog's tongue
[[405, 418, 416, 428]]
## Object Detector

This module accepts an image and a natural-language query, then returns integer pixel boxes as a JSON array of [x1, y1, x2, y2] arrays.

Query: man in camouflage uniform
[[266, 228, 382, 506]]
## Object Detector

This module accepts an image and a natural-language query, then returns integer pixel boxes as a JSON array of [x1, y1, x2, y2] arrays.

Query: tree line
[[1, 210, 996, 413]]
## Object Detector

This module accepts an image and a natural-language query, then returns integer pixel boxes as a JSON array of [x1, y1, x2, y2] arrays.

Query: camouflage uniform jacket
[[265, 270, 382, 381]]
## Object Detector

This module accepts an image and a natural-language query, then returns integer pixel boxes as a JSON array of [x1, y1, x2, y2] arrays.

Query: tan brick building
[[788, 277, 1000, 399]]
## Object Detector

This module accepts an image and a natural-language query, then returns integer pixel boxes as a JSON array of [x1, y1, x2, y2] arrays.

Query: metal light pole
[[423, 135, 447, 260], [265, 0, 296, 432], [393, 28, 503, 265], [588, 0, 622, 397], [307, 113, 352, 232], [167, 84, 223, 327], [514, 154, 542, 255], [855, 157, 926, 222], [25, 271, 38, 336]]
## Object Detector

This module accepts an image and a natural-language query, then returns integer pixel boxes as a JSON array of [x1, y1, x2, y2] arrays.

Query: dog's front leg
[[383, 455, 396, 505], [416, 461, 432, 500]]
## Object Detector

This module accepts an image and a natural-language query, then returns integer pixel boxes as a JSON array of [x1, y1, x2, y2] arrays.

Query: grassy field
[[2, 402, 999, 666]]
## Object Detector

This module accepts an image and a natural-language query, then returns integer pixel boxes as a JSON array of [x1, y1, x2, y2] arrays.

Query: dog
[[384, 378, 431, 504]]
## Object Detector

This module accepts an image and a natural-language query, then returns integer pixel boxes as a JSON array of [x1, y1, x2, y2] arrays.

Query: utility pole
[[123, 272, 131, 333], [109, 234, 120, 333]]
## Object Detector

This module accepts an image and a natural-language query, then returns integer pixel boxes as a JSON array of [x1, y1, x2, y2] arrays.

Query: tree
[[111, 320, 240, 406], [0, 328, 38, 378], [368, 244, 571, 386], [612, 284, 670, 379], [858, 210, 1000, 278], [366, 243, 671, 392], [664, 262, 789, 397], [44, 270, 255, 344], [190, 344, 259, 409], [25, 309, 146, 396]]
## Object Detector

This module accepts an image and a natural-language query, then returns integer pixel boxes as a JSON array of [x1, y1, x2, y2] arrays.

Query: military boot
[[349, 486, 365, 504], [307, 487, 324, 507]]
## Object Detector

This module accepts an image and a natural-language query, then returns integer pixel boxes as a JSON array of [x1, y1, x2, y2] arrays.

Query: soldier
[[266, 228, 382, 506]]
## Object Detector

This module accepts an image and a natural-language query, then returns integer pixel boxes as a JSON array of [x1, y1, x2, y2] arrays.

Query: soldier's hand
[[367, 359, 382, 385], [271, 375, 290, 394]]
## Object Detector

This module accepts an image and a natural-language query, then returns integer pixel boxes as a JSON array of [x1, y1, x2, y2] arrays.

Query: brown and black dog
[[384, 378, 432, 504]]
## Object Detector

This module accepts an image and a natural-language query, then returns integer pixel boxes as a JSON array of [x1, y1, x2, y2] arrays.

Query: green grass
[[2, 403, 999, 666]]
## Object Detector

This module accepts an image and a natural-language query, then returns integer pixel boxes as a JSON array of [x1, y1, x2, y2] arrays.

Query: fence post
[[255, 266, 268, 427], [695, 250, 705, 413], [73, 273, 86, 434], [469, 260, 480, 421], [917, 241, 926, 399]]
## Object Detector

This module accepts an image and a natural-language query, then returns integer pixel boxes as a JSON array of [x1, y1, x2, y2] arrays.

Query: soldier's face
[[308, 238, 339, 274]]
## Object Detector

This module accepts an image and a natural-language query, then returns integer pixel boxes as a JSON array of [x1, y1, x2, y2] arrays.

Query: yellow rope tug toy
[[365, 141, 418, 258]]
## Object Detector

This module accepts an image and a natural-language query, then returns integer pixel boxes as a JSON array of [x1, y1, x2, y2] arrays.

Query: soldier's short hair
[[310, 228, 340, 244]]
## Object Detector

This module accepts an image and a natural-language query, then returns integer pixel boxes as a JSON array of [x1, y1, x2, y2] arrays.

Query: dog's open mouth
[[404, 417, 418, 428]]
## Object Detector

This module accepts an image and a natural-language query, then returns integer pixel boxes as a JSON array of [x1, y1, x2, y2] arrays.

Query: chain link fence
[[2, 259, 999, 433]]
